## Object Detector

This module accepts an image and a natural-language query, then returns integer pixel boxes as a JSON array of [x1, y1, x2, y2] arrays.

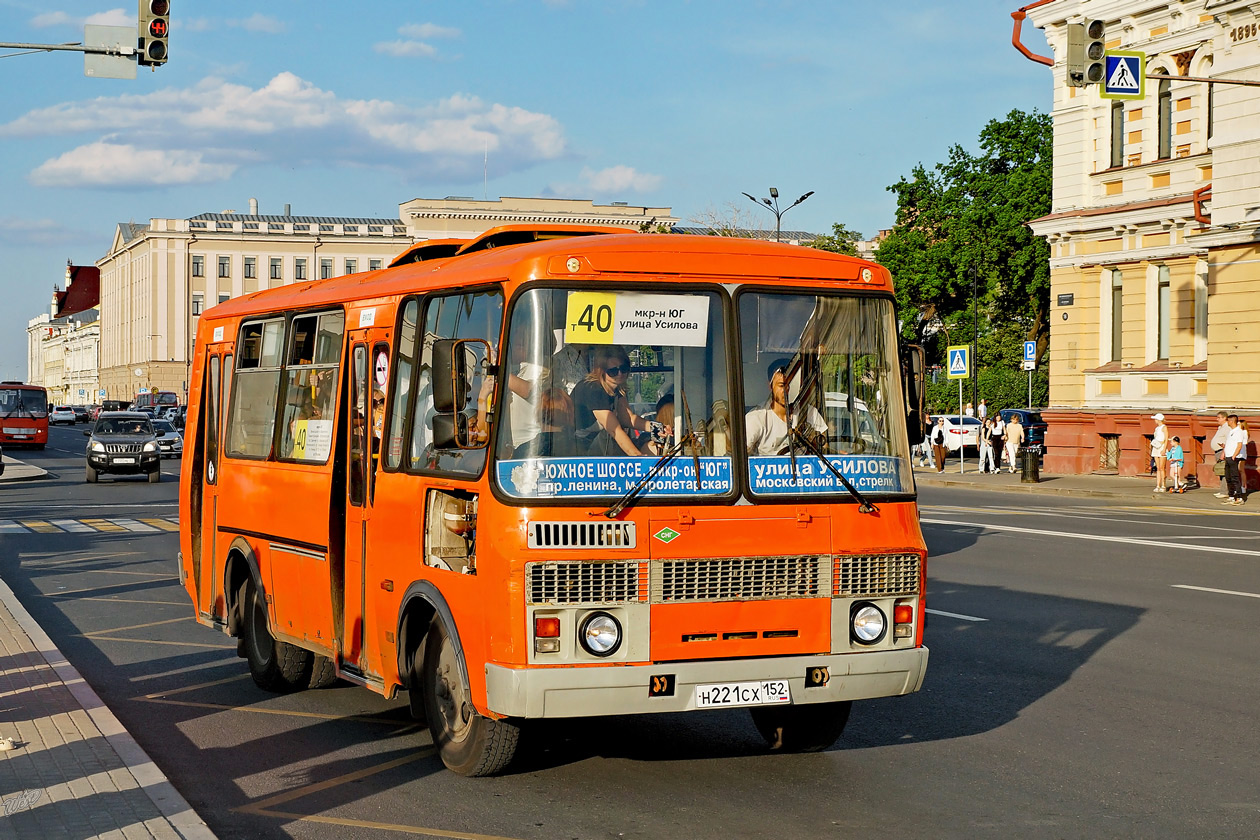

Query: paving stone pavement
[[0, 578, 215, 840]]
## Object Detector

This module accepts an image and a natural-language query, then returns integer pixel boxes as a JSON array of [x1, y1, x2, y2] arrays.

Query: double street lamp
[[741, 187, 814, 243]]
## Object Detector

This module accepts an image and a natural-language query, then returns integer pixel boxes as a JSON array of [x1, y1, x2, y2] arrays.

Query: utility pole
[[972, 264, 979, 418], [742, 188, 814, 243]]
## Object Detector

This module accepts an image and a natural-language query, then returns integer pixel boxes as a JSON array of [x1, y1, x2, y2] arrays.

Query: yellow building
[[1023, 0, 1259, 483]]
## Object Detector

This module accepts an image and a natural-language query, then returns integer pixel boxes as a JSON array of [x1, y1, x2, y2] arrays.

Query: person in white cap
[[1151, 413, 1169, 492]]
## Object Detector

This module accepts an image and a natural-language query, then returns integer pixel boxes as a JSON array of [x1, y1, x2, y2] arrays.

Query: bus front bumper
[[484, 646, 928, 719]]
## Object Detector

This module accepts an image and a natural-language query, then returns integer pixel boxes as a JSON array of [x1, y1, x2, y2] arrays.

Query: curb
[[912, 471, 1245, 510], [0, 577, 218, 840]]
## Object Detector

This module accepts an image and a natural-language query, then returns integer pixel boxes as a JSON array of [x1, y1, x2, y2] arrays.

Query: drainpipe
[[1011, 0, 1057, 66]]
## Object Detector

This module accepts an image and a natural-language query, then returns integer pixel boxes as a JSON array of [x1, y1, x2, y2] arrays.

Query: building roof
[[54, 265, 100, 319], [672, 226, 821, 242], [189, 212, 402, 225]]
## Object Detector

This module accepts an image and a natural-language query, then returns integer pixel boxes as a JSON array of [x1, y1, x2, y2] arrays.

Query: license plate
[[3, 428, 29, 436], [694, 680, 791, 709], [114, 457, 135, 464]]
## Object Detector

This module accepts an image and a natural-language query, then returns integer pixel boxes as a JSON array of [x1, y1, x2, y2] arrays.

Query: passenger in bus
[[572, 346, 658, 456], [514, 388, 578, 458], [503, 328, 547, 453], [549, 332, 589, 395], [745, 358, 828, 456]]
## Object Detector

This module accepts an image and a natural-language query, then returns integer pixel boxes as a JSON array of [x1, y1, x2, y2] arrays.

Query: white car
[[151, 419, 184, 458], [936, 415, 982, 451], [50, 406, 77, 426]]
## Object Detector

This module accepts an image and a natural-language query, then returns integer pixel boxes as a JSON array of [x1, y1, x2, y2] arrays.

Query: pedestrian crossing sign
[[1101, 50, 1145, 100], [947, 345, 970, 379]]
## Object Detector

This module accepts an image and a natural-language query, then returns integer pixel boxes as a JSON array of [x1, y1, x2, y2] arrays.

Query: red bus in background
[[0, 382, 50, 449]]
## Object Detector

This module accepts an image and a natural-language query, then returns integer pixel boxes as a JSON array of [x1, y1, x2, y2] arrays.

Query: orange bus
[[0, 382, 50, 449], [178, 225, 929, 776]]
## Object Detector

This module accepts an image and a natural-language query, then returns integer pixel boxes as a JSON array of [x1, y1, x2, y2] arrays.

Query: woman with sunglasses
[[572, 346, 657, 456]]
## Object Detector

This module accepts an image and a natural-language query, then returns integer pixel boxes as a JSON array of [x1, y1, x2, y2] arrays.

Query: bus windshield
[[0, 388, 47, 418], [494, 287, 733, 500], [737, 291, 912, 497]]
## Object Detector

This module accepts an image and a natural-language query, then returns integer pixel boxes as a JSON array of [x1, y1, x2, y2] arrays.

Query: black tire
[[240, 579, 312, 692], [85, 463, 98, 483], [308, 655, 339, 689], [420, 617, 519, 776], [148, 468, 160, 483], [749, 700, 852, 753]]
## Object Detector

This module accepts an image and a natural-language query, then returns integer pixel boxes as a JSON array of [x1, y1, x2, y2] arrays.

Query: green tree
[[805, 223, 863, 256], [876, 109, 1052, 371]]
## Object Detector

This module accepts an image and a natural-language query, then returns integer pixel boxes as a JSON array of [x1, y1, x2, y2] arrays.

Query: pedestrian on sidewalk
[[1151, 413, 1169, 492], [977, 398, 987, 420], [1004, 413, 1024, 473], [964, 402, 974, 417], [992, 412, 1005, 468], [1223, 414, 1248, 506], [978, 417, 998, 474], [1167, 436, 1185, 492], [1211, 410, 1230, 498], [930, 416, 948, 473]]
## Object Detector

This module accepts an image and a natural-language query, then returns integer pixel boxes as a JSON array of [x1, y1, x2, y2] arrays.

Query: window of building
[[369, 259, 383, 271], [192, 293, 204, 316], [192, 255, 204, 277], [218, 256, 231, 279], [295, 258, 307, 280], [1111, 269, 1123, 362], [1157, 79, 1172, 159], [270, 258, 282, 280], [1157, 265, 1170, 359], [219, 292, 231, 305], [1110, 101, 1124, 168], [345, 259, 357, 274], [244, 257, 256, 279], [1207, 78, 1214, 140], [321, 258, 333, 280]]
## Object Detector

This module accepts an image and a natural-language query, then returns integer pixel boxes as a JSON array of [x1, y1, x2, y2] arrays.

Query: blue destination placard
[[749, 455, 906, 495], [498, 457, 732, 499]]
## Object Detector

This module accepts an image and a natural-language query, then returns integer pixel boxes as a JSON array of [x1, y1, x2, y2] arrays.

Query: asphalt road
[[3, 424, 1259, 838]]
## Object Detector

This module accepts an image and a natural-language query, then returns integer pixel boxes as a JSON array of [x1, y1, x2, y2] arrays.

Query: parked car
[[150, 419, 183, 458], [84, 411, 161, 483], [0, 441, 5, 477], [1000, 408, 1048, 448], [934, 414, 983, 451], [71, 405, 90, 423], [50, 406, 77, 426]]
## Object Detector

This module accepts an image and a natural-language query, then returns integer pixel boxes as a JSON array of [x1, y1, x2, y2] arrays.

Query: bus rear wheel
[[419, 617, 519, 776], [240, 579, 312, 692], [749, 700, 852, 753]]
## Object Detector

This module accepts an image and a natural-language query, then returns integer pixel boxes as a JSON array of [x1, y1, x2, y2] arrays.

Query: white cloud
[[2, 73, 568, 188], [227, 14, 286, 34], [32, 8, 131, 28], [398, 23, 460, 40], [549, 165, 663, 197], [374, 40, 438, 58], [0, 216, 83, 246], [30, 142, 237, 188]]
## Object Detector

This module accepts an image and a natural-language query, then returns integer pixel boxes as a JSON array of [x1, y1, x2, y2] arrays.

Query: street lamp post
[[741, 187, 814, 243]]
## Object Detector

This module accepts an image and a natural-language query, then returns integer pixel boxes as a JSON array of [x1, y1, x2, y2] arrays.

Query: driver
[[745, 358, 827, 456]]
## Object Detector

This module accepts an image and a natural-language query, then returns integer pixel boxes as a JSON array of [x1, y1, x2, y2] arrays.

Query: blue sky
[[0, 0, 1052, 381]]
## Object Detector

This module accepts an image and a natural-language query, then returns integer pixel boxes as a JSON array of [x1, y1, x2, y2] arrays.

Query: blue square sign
[[1101, 51, 1145, 100], [1024, 341, 1036, 363]]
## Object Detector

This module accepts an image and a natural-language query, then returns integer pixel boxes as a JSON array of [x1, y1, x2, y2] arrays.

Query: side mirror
[[432, 410, 484, 450], [82, 429, 91, 437], [433, 338, 489, 413], [900, 343, 926, 445]]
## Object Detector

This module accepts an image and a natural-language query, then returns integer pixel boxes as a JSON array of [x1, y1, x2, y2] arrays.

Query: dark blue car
[[1000, 409, 1048, 448]]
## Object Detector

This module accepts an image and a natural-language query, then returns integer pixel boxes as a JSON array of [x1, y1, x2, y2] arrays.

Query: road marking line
[[108, 518, 160, 533], [130, 657, 241, 682], [0, 522, 30, 533], [143, 673, 250, 698], [50, 519, 95, 533], [86, 635, 229, 649], [81, 518, 126, 532], [83, 617, 192, 637], [922, 518, 1260, 558], [138, 696, 417, 726], [926, 608, 988, 622], [50, 578, 177, 596], [139, 518, 180, 531], [0, 502, 178, 511], [19, 520, 60, 533], [1172, 584, 1260, 600]]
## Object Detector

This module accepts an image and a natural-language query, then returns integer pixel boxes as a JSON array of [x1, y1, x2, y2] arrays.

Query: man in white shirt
[[745, 359, 827, 457], [1210, 410, 1230, 498], [1223, 414, 1248, 506]]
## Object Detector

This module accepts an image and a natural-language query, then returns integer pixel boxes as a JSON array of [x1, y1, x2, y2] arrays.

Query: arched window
[[1157, 79, 1172, 159]]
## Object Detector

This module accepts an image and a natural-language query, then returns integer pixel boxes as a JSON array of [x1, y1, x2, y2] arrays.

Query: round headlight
[[143, 441, 159, 452], [90, 441, 105, 453], [578, 612, 622, 657], [851, 603, 887, 645]]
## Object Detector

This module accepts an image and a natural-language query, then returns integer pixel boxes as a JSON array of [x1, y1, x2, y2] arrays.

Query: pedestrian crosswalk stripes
[[0, 517, 179, 535]]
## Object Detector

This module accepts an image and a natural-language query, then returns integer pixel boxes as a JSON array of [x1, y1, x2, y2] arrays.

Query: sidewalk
[[0, 454, 48, 483], [913, 457, 1250, 511], [0, 577, 216, 839]]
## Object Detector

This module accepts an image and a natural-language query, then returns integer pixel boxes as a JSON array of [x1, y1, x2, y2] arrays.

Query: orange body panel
[[650, 599, 831, 661]]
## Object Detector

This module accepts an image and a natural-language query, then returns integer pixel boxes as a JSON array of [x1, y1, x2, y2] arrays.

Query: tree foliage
[[875, 109, 1052, 369], [805, 223, 863, 256]]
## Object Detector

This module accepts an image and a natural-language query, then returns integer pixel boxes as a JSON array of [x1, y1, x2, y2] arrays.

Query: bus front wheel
[[240, 579, 312, 692], [749, 700, 852, 753], [419, 617, 519, 776]]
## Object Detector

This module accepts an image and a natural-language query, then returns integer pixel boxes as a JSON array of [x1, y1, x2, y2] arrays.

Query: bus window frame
[[274, 309, 345, 466], [383, 285, 505, 482], [484, 279, 741, 509], [731, 284, 917, 505]]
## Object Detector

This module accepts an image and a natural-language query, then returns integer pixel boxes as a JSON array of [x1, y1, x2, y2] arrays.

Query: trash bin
[[1020, 445, 1040, 483]]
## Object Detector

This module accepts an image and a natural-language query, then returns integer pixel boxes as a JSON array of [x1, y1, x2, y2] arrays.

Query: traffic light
[[137, 0, 169, 67], [1065, 19, 1105, 87]]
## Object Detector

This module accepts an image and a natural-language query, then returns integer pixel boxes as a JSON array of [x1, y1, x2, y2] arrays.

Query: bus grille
[[833, 553, 921, 598], [651, 556, 828, 603], [527, 561, 646, 605], [104, 443, 143, 454], [527, 521, 636, 549]]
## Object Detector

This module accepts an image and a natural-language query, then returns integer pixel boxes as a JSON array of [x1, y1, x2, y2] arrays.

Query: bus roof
[[202, 225, 891, 322]]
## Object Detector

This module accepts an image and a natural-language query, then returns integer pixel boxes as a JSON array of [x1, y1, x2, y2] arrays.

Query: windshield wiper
[[787, 423, 879, 515], [597, 386, 704, 519]]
